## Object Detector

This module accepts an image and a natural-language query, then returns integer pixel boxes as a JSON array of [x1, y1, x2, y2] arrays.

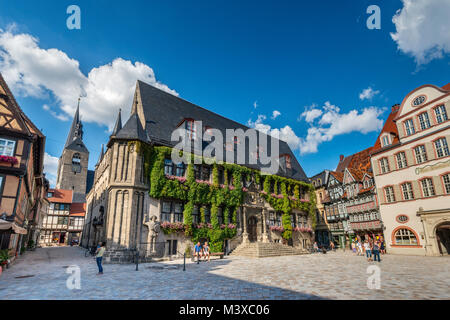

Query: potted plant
[[0, 249, 10, 271]]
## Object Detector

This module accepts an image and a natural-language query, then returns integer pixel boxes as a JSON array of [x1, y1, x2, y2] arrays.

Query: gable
[[396, 84, 449, 120]]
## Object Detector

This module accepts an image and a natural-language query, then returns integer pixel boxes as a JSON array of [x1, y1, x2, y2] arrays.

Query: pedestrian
[[95, 242, 106, 275], [203, 241, 210, 262], [364, 240, 372, 261], [357, 241, 363, 256], [313, 241, 319, 253], [194, 241, 203, 264], [330, 241, 335, 251], [380, 239, 386, 254], [372, 241, 381, 262], [351, 241, 356, 253]]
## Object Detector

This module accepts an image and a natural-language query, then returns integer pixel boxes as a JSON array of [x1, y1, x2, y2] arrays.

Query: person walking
[[364, 240, 372, 261], [330, 241, 335, 251], [356, 241, 363, 256], [203, 242, 211, 262], [95, 242, 106, 275], [372, 241, 381, 262], [194, 242, 203, 264]]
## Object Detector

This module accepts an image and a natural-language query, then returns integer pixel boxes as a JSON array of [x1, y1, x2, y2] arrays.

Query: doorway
[[248, 216, 258, 242], [436, 223, 450, 255]]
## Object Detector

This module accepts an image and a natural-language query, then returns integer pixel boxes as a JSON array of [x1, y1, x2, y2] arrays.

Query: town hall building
[[81, 80, 315, 262]]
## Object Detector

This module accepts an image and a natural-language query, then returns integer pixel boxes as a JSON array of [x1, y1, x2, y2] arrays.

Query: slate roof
[[115, 112, 150, 142], [309, 170, 329, 187], [72, 192, 86, 204], [64, 105, 89, 153], [111, 109, 122, 136], [117, 80, 308, 181]]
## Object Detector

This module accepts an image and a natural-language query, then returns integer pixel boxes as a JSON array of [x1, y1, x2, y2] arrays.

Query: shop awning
[[0, 220, 28, 234]]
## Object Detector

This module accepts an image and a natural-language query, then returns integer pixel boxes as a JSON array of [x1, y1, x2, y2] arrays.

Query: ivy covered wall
[[131, 142, 316, 252]]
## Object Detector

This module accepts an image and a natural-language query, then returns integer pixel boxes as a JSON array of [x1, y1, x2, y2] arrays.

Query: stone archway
[[436, 222, 450, 255]]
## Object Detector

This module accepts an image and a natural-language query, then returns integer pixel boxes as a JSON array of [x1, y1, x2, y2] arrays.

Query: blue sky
[[0, 0, 449, 185]]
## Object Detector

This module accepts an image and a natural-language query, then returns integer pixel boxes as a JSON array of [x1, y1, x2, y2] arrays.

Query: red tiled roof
[[329, 171, 344, 182], [442, 83, 450, 91], [47, 189, 73, 204], [347, 168, 365, 181], [358, 186, 374, 194], [372, 105, 400, 153], [70, 203, 86, 217]]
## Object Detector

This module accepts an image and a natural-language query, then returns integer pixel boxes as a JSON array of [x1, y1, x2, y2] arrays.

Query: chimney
[[391, 104, 400, 113], [339, 155, 344, 162]]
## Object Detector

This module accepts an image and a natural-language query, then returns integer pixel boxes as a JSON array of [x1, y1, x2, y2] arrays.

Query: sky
[[0, 0, 449, 186]]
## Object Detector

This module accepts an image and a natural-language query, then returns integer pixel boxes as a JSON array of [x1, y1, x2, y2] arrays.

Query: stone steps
[[230, 242, 307, 258]]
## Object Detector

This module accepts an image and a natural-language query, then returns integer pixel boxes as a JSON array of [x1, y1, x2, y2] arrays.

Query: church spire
[[111, 108, 122, 136], [64, 98, 84, 149]]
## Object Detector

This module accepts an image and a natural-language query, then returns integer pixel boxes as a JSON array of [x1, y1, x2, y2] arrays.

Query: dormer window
[[178, 119, 197, 140], [381, 134, 390, 147], [204, 126, 213, 136], [279, 154, 292, 170], [412, 95, 426, 106]]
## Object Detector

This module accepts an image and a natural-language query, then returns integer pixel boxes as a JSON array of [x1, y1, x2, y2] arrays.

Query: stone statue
[[144, 215, 160, 253]]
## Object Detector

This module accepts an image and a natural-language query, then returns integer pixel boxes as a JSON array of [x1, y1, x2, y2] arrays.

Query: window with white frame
[[384, 186, 395, 203], [434, 137, 449, 158], [381, 135, 390, 147], [401, 182, 414, 200], [0, 138, 15, 156], [414, 145, 427, 164], [379, 157, 390, 173], [443, 174, 450, 194], [404, 119, 415, 136], [394, 228, 418, 245], [418, 112, 431, 130], [396, 152, 407, 169], [413, 96, 426, 106], [434, 105, 448, 124], [421, 178, 435, 197]]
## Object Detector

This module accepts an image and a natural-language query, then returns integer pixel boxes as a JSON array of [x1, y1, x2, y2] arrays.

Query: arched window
[[394, 228, 418, 245], [72, 153, 81, 173]]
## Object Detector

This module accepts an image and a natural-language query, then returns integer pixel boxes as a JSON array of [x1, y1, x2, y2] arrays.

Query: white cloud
[[0, 28, 178, 130], [253, 101, 258, 109], [248, 102, 385, 155], [391, 0, 450, 64], [359, 87, 380, 100], [44, 152, 59, 187], [300, 104, 323, 123], [271, 110, 281, 120]]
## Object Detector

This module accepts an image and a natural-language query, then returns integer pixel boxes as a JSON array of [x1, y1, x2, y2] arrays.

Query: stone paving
[[0, 246, 449, 300]]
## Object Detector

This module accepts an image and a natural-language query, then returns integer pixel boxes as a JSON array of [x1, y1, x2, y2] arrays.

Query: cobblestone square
[[0, 247, 449, 300]]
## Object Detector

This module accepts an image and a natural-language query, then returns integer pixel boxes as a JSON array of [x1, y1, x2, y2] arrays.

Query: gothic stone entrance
[[248, 216, 258, 242]]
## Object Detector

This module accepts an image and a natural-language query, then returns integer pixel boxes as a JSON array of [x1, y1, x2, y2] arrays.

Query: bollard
[[135, 250, 139, 271], [183, 253, 186, 272]]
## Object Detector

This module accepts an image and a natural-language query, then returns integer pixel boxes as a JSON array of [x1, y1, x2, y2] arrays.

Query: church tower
[[55, 101, 89, 197]]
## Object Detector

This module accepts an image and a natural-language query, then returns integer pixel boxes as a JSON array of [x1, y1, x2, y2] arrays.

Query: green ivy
[[137, 143, 316, 248]]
